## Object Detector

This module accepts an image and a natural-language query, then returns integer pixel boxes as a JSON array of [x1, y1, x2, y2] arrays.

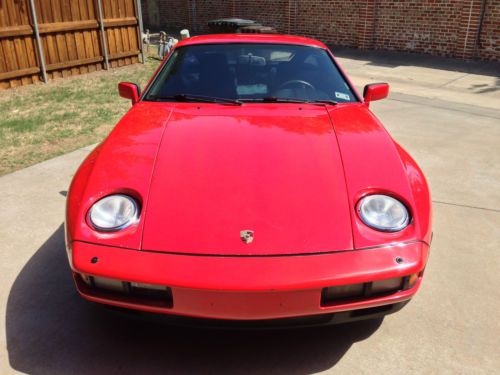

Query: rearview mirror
[[363, 83, 389, 106], [118, 82, 140, 105]]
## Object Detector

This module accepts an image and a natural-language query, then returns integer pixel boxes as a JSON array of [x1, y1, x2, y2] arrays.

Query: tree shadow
[[6, 225, 382, 375]]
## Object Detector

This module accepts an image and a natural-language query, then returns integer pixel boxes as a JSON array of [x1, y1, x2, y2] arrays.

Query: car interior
[[148, 44, 357, 103]]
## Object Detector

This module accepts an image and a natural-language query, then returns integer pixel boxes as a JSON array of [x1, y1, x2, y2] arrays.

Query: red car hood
[[142, 104, 353, 255]]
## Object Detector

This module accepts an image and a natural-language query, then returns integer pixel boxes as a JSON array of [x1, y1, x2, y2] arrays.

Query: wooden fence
[[0, 0, 144, 89]]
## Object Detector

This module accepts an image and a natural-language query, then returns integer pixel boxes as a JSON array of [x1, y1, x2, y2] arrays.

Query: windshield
[[144, 43, 357, 103]]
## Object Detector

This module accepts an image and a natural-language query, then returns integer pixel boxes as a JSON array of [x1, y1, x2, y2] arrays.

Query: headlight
[[358, 194, 409, 232], [89, 194, 138, 231]]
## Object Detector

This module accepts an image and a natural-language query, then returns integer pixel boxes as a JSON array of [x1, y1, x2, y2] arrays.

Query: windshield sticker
[[237, 84, 268, 95], [335, 92, 350, 101]]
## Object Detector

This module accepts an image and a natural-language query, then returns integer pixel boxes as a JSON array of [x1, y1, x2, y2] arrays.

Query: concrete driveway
[[1, 53, 499, 374]]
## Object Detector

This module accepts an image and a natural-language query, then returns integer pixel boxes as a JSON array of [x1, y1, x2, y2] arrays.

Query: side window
[[147, 50, 180, 97]]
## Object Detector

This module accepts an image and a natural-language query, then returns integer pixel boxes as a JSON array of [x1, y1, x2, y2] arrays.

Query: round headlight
[[358, 194, 409, 232], [89, 194, 138, 231]]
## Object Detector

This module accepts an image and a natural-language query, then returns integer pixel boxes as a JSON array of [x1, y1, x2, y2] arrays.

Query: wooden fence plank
[[24, 36, 37, 68], [50, 0, 62, 23], [110, 0, 118, 20], [108, 49, 138, 60], [0, 1, 6, 28], [121, 22, 131, 65], [124, 0, 133, 17], [22, 0, 39, 81], [0, 19, 140, 38], [109, 0, 123, 66], [74, 0, 88, 73], [0, 41, 7, 72], [58, 2, 69, 79], [13, 37, 31, 84], [39, 20, 98, 33], [73, 0, 85, 74], [34, 0, 45, 23], [23, 35, 40, 83], [0, 25, 32, 38], [4, 0, 17, 26], [83, 29, 95, 71], [59, 1, 71, 77], [0, 66, 40, 81], [13, 38, 28, 69], [2, 39, 18, 71], [1, 0, 141, 89], [55, 32, 69, 77], [67, 0, 80, 75], [86, 0, 95, 21], [2, 38, 23, 86], [118, 0, 125, 18], [116, 0, 131, 66], [104, 17, 137, 27], [46, 55, 103, 71]]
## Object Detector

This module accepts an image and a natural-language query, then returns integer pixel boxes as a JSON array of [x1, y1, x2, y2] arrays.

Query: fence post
[[96, 0, 110, 70], [136, 0, 146, 64], [28, 0, 47, 83]]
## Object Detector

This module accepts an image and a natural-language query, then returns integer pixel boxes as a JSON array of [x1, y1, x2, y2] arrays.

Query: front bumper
[[70, 240, 429, 321]]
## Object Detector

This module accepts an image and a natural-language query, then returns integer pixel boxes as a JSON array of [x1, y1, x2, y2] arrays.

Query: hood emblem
[[240, 230, 254, 244]]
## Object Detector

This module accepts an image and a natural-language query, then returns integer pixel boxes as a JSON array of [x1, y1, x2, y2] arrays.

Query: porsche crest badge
[[240, 230, 254, 244]]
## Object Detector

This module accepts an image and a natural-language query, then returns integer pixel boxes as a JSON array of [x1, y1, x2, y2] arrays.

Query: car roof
[[175, 34, 328, 50]]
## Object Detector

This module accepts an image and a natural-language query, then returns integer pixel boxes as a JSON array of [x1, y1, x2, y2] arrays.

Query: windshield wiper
[[149, 94, 242, 105], [241, 97, 337, 105], [306, 99, 339, 105]]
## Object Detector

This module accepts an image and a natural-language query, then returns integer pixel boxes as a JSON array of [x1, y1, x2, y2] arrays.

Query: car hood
[[142, 104, 353, 255]]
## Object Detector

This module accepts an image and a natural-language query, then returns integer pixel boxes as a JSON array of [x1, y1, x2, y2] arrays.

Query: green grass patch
[[0, 58, 160, 175]]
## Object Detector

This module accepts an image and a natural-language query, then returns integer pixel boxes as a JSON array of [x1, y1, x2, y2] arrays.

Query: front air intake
[[321, 274, 418, 306], [77, 274, 173, 308]]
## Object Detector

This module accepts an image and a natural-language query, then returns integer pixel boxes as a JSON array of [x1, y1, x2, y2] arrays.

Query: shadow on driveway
[[6, 225, 382, 374], [331, 45, 500, 78]]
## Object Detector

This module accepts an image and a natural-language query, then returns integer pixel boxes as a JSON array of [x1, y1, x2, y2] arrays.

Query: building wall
[[479, 0, 500, 60], [373, 1, 464, 57], [141, 0, 500, 61], [141, 0, 190, 30]]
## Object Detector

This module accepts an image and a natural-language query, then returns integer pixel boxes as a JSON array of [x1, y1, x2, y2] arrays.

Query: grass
[[0, 58, 160, 176]]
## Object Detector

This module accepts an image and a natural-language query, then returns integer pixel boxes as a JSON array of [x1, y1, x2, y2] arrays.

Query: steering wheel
[[276, 79, 315, 92]]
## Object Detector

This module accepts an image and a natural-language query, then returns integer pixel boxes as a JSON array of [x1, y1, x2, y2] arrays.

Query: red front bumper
[[70, 241, 429, 320]]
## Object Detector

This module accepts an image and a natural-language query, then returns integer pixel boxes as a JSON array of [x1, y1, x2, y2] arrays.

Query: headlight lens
[[89, 194, 138, 231], [358, 194, 409, 232]]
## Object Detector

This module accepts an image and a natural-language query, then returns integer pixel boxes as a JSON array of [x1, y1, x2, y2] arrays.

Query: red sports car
[[66, 34, 432, 326]]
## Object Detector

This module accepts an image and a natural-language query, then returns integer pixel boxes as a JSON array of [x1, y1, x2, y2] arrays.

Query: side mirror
[[118, 82, 140, 105], [363, 83, 389, 106]]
